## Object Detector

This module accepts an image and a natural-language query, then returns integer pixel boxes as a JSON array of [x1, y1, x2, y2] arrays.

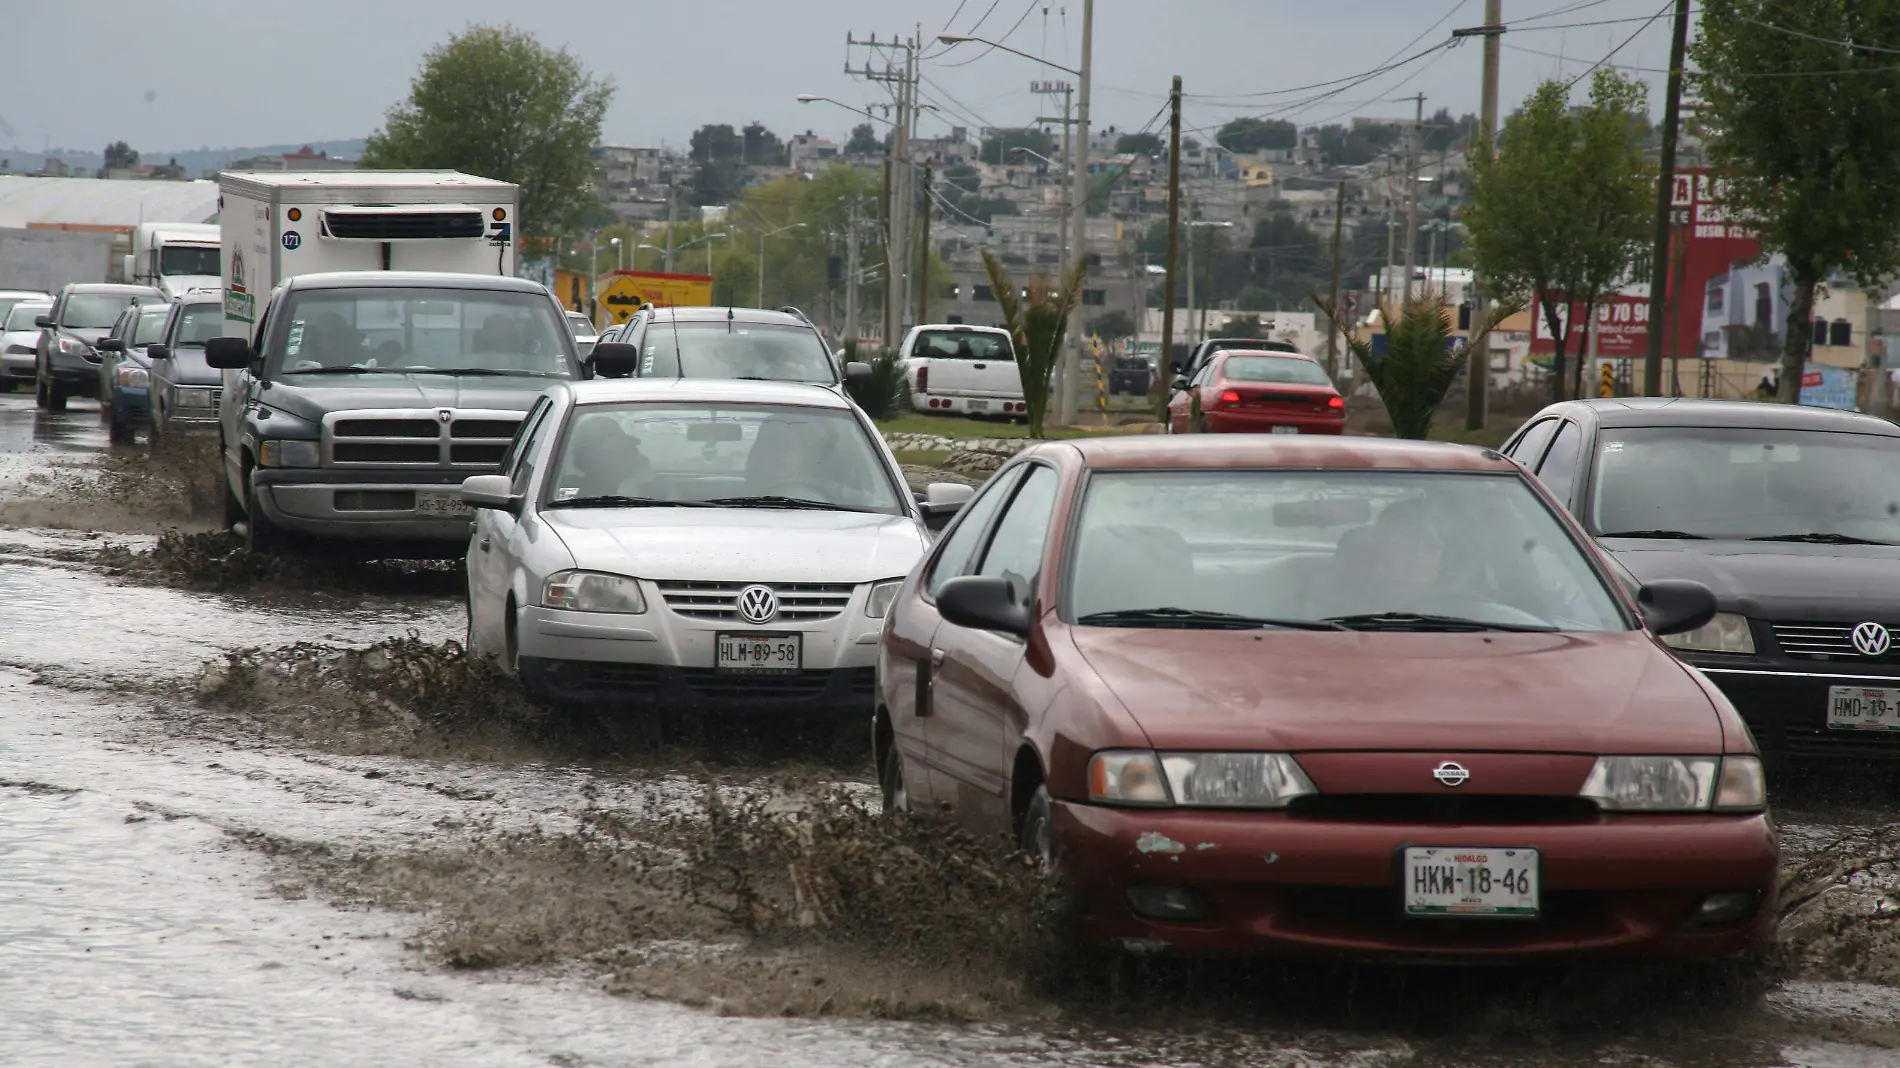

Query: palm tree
[[1315, 289, 1523, 440], [982, 251, 1090, 439]]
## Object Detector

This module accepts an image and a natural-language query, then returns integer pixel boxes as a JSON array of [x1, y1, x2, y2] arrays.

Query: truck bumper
[[253, 468, 477, 545]]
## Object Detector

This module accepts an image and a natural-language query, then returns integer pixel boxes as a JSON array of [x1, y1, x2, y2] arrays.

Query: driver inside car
[[562, 417, 654, 500]]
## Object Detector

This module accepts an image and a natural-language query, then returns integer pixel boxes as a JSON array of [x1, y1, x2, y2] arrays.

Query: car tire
[[1019, 784, 1057, 870], [108, 406, 136, 445], [880, 741, 911, 815], [243, 479, 286, 555], [594, 701, 663, 752], [148, 399, 167, 447]]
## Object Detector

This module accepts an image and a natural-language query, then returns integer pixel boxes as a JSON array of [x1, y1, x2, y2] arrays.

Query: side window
[[1190, 360, 1216, 387], [974, 465, 1060, 604], [508, 402, 556, 495], [1506, 418, 1558, 467], [1536, 421, 1583, 502], [926, 466, 1027, 598]]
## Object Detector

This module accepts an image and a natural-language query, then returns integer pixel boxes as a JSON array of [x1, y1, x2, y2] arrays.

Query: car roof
[[0, 290, 50, 299], [561, 376, 855, 410], [1057, 434, 1514, 472], [1552, 397, 1900, 435], [1216, 349, 1318, 361], [61, 283, 164, 296], [283, 271, 552, 294], [1201, 337, 1297, 351], [913, 323, 1010, 335], [643, 306, 810, 327]]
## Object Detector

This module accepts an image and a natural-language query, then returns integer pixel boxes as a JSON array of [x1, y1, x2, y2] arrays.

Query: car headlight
[[257, 439, 319, 468], [1160, 752, 1316, 808], [1088, 751, 1173, 806], [1662, 611, 1754, 654], [57, 336, 91, 356], [1713, 755, 1767, 811], [1580, 756, 1723, 811], [541, 570, 647, 614], [865, 579, 904, 618], [115, 364, 148, 388]]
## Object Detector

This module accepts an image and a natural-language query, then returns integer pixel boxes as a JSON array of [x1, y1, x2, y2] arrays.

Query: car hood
[[61, 327, 112, 347], [156, 345, 220, 386], [543, 508, 928, 584], [260, 374, 558, 423], [160, 275, 221, 298], [1, 329, 37, 352], [1604, 539, 1900, 621], [1069, 628, 1724, 753]]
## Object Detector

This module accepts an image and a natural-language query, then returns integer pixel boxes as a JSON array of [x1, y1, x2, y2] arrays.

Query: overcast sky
[[1, 0, 1690, 155]]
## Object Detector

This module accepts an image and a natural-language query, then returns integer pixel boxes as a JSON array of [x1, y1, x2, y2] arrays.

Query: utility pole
[[1326, 178, 1346, 380], [1454, 1, 1505, 429], [1160, 75, 1183, 399], [1057, 0, 1094, 427], [1402, 92, 1424, 303], [1642, 0, 1693, 398], [663, 186, 678, 273], [1032, 78, 1076, 301], [844, 200, 861, 343], [916, 160, 932, 327], [846, 30, 918, 351]]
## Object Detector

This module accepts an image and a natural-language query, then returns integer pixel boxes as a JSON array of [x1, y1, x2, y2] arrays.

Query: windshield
[[133, 305, 172, 345], [159, 245, 221, 277], [173, 304, 224, 346], [265, 287, 574, 379], [913, 329, 1014, 362], [546, 402, 903, 514], [1222, 355, 1331, 385], [635, 320, 837, 383], [1592, 426, 1900, 542], [567, 314, 596, 338], [1067, 470, 1628, 631], [5, 302, 50, 331], [62, 294, 142, 330]]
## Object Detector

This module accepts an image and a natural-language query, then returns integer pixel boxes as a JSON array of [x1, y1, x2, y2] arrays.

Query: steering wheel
[[1402, 592, 1550, 628]]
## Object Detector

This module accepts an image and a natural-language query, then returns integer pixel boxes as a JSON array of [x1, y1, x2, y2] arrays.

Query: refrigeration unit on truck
[[121, 223, 222, 299], [208, 170, 562, 556]]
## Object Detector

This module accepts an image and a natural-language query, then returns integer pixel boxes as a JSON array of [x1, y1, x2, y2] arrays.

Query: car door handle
[[972, 363, 986, 369], [930, 647, 945, 667]]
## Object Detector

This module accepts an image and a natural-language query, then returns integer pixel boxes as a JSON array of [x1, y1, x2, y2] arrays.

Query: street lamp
[[610, 236, 624, 272], [674, 231, 728, 275], [634, 243, 663, 270], [758, 222, 806, 307], [936, 35, 1081, 76]]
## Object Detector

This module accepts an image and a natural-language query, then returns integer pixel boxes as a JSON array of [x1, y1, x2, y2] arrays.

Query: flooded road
[[2, 394, 1898, 1067]]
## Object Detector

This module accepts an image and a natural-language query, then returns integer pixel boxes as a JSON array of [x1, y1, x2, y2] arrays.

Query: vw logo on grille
[[1852, 621, 1892, 657], [1432, 761, 1470, 787], [737, 585, 779, 625]]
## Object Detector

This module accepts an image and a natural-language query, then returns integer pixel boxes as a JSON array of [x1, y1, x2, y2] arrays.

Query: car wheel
[[880, 742, 911, 815], [594, 701, 663, 752], [148, 399, 167, 447], [243, 478, 286, 554], [108, 406, 136, 445], [1019, 784, 1057, 870], [222, 469, 246, 529]]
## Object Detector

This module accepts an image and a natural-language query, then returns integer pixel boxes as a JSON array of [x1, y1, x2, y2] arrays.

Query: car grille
[[1783, 722, 1900, 759], [679, 667, 871, 701], [1770, 621, 1900, 663], [323, 409, 524, 470], [1286, 794, 1602, 824], [655, 581, 857, 622], [175, 386, 221, 410]]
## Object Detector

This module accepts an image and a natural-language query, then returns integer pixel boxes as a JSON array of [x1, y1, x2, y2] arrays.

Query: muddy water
[[2, 396, 1898, 1066]]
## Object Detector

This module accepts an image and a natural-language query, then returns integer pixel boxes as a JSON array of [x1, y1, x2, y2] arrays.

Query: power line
[[1736, 15, 1900, 56], [938, 0, 1041, 67], [1562, 0, 1675, 89]]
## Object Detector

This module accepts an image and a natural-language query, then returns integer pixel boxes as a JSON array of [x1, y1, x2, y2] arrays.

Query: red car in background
[[875, 436, 1775, 963], [1167, 349, 1346, 435]]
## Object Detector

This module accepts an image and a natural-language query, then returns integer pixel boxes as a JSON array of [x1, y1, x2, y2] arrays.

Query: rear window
[[634, 320, 838, 383], [914, 329, 1014, 362], [134, 305, 172, 345], [5, 302, 50, 331], [1222, 355, 1331, 385]]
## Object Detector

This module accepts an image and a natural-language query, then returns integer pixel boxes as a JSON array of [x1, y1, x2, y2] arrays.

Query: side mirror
[[936, 574, 1031, 637], [34, 315, 52, 329], [845, 361, 873, 382], [1171, 375, 1189, 392], [587, 341, 639, 378], [204, 336, 255, 369], [1637, 579, 1718, 637], [460, 474, 522, 514], [146, 343, 171, 361], [96, 338, 125, 353], [917, 481, 974, 531]]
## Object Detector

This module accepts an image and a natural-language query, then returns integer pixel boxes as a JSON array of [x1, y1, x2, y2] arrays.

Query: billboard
[[597, 270, 715, 324]]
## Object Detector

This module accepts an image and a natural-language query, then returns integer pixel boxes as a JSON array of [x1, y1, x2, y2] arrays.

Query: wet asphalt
[[1, 391, 1897, 1068]]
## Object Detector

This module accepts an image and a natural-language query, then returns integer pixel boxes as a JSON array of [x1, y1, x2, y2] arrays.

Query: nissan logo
[[1432, 761, 1470, 787], [1852, 621, 1892, 657], [737, 585, 780, 625]]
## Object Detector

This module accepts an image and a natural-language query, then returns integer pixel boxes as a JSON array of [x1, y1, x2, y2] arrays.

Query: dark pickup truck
[[207, 271, 585, 555]]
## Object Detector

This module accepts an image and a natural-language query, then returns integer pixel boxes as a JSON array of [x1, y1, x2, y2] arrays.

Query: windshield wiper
[[702, 495, 865, 512], [1077, 607, 1349, 631], [404, 367, 562, 377], [1598, 529, 1709, 540], [1748, 532, 1898, 546], [543, 495, 710, 510], [1324, 612, 1558, 633], [280, 365, 404, 375]]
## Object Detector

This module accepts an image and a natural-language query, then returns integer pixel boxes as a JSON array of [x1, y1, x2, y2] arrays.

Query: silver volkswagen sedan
[[459, 377, 972, 741]]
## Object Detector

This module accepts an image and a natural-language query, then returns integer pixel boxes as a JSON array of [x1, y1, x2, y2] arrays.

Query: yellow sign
[[553, 269, 590, 313], [597, 270, 715, 324], [1599, 361, 1616, 399]]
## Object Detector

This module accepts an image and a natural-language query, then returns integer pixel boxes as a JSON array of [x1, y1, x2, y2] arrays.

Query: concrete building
[[224, 146, 353, 173], [0, 175, 220, 229]]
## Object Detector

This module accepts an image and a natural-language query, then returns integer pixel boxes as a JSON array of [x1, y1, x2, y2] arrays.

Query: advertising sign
[[1530, 294, 1650, 358], [1799, 366, 1859, 411], [596, 270, 715, 324]]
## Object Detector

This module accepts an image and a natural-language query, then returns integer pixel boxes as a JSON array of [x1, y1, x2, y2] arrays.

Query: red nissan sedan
[[875, 436, 1777, 962], [1166, 349, 1346, 435]]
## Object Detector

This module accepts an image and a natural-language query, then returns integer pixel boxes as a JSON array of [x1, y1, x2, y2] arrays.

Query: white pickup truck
[[894, 323, 1025, 416]]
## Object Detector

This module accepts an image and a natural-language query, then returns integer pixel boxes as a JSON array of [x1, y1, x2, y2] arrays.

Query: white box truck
[[121, 222, 223, 299], [216, 170, 518, 337]]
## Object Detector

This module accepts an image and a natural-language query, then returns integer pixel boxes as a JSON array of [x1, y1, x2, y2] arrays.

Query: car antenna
[[668, 304, 684, 380], [727, 306, 734, 334]]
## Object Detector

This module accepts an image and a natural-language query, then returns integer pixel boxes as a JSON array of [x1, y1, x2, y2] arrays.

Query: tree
[[1087, 310, 1135, 339], [980, 128, 1056, 165], [1464, 71, 1653, 402], [1114, 132, 1164, 157], [1422, 109, 1480, 154], [1319, 292, 1524, 439], [683, 124, 744, 206], [1311, 122, 1401, 166], [101, 141, 139, 174], [741, 121, 788, 167], [361, 25, 612, 238], [1217, 118, 1297, 154], [1695, 0, 1900, 402], [845, 123, 882, 156], [983, 253, 1089, 438]]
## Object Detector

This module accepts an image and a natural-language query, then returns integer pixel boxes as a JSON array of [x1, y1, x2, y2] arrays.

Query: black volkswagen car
[[1502, 398, 1900, 772]]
